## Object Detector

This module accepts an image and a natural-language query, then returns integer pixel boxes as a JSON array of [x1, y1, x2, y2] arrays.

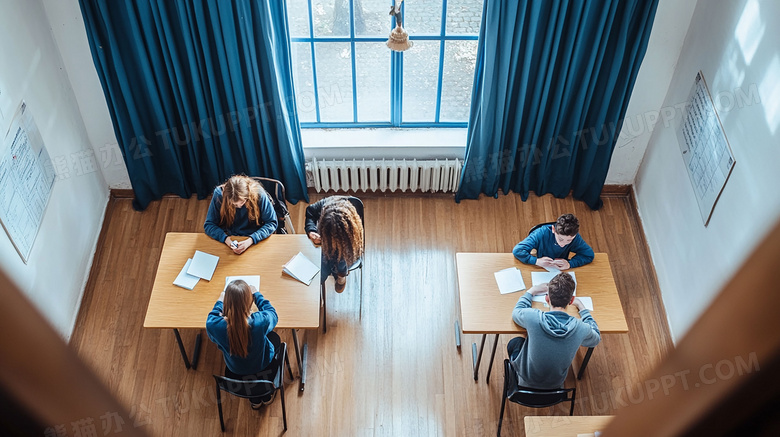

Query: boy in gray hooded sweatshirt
[[509, 272, 601, 389]]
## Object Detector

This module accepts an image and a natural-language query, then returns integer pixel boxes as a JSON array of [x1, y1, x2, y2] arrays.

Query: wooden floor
[[71, 191, 673, 437]]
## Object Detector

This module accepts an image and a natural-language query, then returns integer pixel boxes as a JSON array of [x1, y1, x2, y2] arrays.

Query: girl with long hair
[[204, 175, 278, 254], [305, 196, 364, 293], [206, 279, 279, 407]]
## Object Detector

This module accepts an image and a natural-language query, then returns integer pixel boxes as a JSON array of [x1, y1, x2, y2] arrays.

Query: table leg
[[471, 334, 487, 381], [301, 343, 308, 392], [173, 329, 202, 370], [485, 334, 499, 383], [321, 283, 327, 334], [455, 320, 461, 350], [291, 329, 307, 392], [577, 347, 595, 380]]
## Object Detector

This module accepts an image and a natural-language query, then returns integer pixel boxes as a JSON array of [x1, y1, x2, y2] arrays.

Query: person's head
[[318, 198, 364, 266], [551, 213, 580, 247], [223, 279, 253, 357], [220, 175, 266, 227], [546, 272, 576, 308]]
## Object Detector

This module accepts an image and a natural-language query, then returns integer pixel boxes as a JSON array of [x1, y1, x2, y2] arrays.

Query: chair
[[213, 343, 293, 432], [321, 196, 365, 333], [528, 221, 556, 236], [253, 177, 295, 234], [497, 359, 576, 436]]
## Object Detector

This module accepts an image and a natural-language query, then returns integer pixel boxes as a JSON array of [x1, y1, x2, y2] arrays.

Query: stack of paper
[[494, 267, 526, 294], [187, 250, 219, 281], [282, 252, 319, 285], [225, 275, 261, 292], [173, 258, 200, 290]]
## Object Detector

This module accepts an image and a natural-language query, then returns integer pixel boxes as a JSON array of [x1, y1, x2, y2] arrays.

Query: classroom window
[[287, 0, 482, 128]]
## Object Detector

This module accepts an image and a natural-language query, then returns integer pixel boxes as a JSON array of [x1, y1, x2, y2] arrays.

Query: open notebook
[[282, 252, 319, 285]]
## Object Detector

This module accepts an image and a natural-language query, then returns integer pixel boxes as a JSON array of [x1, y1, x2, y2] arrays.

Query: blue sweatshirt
[[512, 225, 594, 268], [206, 292, 278, 375], [511, 292, 601, 389], [204, 186, 278, 244]]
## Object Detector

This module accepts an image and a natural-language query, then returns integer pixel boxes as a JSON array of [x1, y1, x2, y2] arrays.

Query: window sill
[[300, 128, 467, 160]]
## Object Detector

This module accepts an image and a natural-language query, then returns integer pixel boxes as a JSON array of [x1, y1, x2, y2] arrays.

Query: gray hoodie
[[510, 292, 601, 389]]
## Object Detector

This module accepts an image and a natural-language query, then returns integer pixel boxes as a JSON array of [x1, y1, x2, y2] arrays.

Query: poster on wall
[[676, 71, 736, 226], [0, 102, 56, 263]]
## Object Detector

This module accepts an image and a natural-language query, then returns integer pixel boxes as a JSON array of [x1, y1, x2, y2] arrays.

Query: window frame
[[287, 0, 479, 129]]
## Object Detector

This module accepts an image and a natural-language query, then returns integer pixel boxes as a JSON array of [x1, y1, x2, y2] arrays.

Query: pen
[[231, 240, 238, 249]]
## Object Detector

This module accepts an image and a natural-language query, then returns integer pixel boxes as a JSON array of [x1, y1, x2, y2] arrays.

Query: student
[[508, 273, 601, 389], [512, 213, 594, 270], [206, 279, 279, 408], [305, 196, 363, 293], [204, 175, 278, 254]]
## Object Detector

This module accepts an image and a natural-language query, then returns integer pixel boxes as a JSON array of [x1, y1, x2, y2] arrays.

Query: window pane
[[287, 0, 311, 38], [402, 41, 440, 122], [445, 0, 483, 35], [355, 42, 390, 122], [291, 43, 317, 123], [312, 0, 351, 37], [314, 42, 354, 122], [405, 0, 443, 35], [355, 0, 393, 37], [440, 41, 478, 122]]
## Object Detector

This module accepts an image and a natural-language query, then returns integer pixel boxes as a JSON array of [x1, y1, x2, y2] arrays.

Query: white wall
[[46, 0, 697, 187], [606, 0, 699, 183], [0, 0, 108, 340], [635, 0, 780, 342]]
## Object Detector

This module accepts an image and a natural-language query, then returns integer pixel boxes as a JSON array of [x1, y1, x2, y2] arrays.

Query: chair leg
[[359, 265, 363, 320], [569, 387, 576, 416], [497, 374, 508, 436], [279, 385, 287, 431], [285, 350, 294, 381], [216, 383, 225, 432], [321, 282, 327, 334]]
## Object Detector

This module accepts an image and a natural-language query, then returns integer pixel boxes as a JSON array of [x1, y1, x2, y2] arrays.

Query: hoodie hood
[[539, 311, 578, 338]]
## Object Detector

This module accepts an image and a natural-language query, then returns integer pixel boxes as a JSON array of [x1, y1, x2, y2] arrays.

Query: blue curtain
[[456, 0, 658, 209], [79, 0, 308, 209]]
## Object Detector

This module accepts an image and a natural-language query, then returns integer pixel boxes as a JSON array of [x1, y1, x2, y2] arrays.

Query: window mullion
[[307, 0, 321, 123]]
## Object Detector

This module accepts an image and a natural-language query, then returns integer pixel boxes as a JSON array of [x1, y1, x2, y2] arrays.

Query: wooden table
[[456, 253, 627, 382], [144, 233, 321, 390], [524, 415, 614, 436]]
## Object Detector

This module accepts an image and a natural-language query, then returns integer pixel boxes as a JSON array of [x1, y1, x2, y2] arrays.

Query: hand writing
[[536, 257, 555, 269]]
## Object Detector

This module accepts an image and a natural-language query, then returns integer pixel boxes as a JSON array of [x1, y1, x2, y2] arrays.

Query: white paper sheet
[[494, 267, 526, 294], [173, 258, 200, 290], [225, 275, 260, 291], [187, 250, 219, 281], [282, 252, 320, 285]]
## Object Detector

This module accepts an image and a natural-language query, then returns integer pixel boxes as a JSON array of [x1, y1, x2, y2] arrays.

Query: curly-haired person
[[305, 196, 364, 293]]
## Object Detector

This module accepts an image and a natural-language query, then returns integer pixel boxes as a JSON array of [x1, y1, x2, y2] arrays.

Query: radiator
[[306, 158, 463, 193]]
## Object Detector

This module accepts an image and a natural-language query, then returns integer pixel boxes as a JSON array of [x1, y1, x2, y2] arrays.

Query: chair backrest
[[213, 375, 275, 400], [252, 177, 291, 234], [503, 360, 575, 409], [528, 221, 556, 236], [213, 343, 287, 399], [345, 196, 364, 228]]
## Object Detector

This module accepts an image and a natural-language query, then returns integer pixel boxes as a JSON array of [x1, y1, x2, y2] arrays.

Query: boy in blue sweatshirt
[[513, 214, 594, 270], [509, 272, 601, 389]]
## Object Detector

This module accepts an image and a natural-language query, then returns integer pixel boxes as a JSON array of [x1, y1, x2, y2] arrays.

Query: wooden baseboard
[[601, 184, 632, 197], [110, 189, 135, 199]]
